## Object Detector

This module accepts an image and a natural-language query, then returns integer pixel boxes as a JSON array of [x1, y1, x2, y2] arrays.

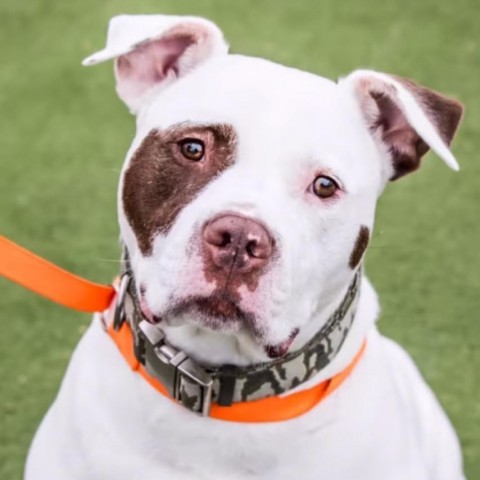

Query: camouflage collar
[[114, 262, 362, 416]]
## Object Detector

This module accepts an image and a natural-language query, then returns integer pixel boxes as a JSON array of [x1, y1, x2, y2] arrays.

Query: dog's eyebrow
[[160, 122, 237, 141]]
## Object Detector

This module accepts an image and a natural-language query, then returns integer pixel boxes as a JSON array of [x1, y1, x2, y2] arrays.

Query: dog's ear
[[82, 15, 228, 114], [339, 70, 463, 180]]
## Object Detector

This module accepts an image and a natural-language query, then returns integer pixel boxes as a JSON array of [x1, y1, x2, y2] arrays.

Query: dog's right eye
[[179, 139, 205, 161], [312, 175, 338, 198]]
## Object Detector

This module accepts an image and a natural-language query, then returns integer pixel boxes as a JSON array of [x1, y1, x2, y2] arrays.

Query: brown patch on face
[[122, 123, 237, 255], [349, 225, 370, 269]]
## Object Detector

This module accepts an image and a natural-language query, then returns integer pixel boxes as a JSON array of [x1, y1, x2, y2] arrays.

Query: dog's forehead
[[134, 55, 374, 184], [142, 55, 354, 138]]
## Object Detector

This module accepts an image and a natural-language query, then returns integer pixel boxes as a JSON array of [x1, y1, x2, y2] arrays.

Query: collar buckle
[[138, 320, 213, 416]]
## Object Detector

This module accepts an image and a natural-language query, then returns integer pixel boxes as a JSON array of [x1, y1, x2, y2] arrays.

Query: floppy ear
[[82, 15, 228, 114], [340, 70, 464, 180]]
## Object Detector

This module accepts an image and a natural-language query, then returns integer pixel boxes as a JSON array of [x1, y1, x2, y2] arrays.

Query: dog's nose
[[202, 214, 274, 274]]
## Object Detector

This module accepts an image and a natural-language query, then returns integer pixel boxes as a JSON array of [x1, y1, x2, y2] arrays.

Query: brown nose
[[202, 214, 274, 274]]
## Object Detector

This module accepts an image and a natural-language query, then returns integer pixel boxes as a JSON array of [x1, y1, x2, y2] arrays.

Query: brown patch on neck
[[122, 123, 237, 255], [349, 225, 370, 269]]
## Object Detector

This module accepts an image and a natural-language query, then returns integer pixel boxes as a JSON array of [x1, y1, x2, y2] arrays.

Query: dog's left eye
[[312, 175, 338, 198], [179, 139, 205, 161]]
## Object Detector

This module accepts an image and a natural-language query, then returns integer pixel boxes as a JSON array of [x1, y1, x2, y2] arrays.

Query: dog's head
[[84, 15, 463, 365]]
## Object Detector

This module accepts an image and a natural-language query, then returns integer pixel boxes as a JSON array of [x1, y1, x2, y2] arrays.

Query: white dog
[[25, 14, 466, 480]]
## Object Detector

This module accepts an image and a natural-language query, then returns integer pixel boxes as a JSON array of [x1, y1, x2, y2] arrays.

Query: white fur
[[25, 15, 465, 480]]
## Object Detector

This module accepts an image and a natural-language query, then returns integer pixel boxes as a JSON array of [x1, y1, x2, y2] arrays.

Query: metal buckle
[[113, 274, 131, 330], [139, 320, 213, 416]]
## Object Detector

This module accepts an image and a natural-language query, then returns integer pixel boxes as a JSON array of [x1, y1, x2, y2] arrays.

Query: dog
[[24, 14, 466, 480]]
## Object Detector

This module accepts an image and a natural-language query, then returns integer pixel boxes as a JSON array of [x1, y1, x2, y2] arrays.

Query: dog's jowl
[[25, 14, 466, 480]]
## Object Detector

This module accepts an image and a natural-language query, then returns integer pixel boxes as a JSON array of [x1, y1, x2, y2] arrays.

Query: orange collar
[[0, 235, 366, 423], [109, 320, 366, 423]]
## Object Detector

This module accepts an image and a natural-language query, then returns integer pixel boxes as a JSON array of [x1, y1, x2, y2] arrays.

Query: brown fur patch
[[349, 225, 370, 269], [393, 76, 464, 148], [359, 75, 463, 181], [122, 123, 237, 255], [389, 77, 463, 180]]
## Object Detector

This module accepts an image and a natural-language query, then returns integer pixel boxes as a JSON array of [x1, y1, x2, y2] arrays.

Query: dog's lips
[[154, 292, 273, 343], [142, 292, 299, 358], [192, 296, 243, 320], [140, 297, 162, 324], [264, 328, 300, 359], [166, 294, 248, 327]]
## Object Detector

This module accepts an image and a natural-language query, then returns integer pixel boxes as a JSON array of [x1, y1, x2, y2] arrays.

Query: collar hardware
[[113, 274, 131, 331], [115, 277, 215, 416], [138, 320, 214, 416]]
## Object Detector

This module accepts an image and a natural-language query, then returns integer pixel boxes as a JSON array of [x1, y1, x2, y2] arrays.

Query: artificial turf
[[0, 0, 479, 478]]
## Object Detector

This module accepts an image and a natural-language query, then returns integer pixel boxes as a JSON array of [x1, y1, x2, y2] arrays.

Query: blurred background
[[0, 0, 479, 477]]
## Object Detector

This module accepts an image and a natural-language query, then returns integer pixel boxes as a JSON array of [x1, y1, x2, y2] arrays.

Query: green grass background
[[0, 0, 478, 478]]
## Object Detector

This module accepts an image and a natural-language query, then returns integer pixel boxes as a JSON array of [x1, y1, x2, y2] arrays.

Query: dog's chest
[[56, 321, 429, 480], [136, 395, 426, 480]]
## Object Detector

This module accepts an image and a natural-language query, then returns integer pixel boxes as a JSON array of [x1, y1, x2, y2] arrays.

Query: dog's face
[[84, 15, 462, 365]]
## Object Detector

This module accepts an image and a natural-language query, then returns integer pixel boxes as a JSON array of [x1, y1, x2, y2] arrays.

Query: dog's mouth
[[164, 292, 256, 333], [182, 294, 244, 320], [142, 292, 299, 359]]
